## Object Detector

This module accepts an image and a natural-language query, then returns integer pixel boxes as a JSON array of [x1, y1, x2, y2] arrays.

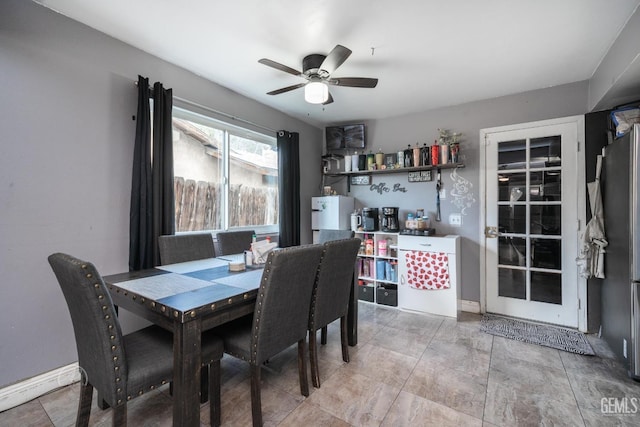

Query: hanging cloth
[[577, 155, 608, 279], [404, 251, 450, 290]]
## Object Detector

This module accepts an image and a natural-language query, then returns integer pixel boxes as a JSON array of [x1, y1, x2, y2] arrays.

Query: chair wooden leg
[[201, 366, 209, 403], [209, 360, 221, 427], [309, 329, 321, 388], [96, 391, 110, 410], [297, 339, 309, 397], [76, 382, 93, 427], [112, 404, 127, 427], [320, 326, 328, 345], [340, 316, 350, 363], [250, 364, 263, 427]]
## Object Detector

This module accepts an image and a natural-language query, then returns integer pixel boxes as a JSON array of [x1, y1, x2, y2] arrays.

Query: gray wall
[[2, 0, 638, 389], [0, 0, 321, 388], [328, 82, 589, 302]]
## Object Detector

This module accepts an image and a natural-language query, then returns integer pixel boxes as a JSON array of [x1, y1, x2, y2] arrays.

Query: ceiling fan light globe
[[305, 81, 329, 104]]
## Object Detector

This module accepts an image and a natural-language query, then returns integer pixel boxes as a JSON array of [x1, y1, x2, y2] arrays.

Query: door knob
[[485, 226, 500, 238]]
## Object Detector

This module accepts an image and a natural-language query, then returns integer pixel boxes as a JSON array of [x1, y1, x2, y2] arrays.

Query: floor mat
[[480, 314, 595, 355]]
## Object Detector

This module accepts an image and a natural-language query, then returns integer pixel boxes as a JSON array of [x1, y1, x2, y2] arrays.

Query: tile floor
[[2, 303, 640, 426]]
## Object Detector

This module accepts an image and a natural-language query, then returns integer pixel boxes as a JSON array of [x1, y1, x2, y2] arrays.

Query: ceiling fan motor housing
[[303, 54, 327, 77]]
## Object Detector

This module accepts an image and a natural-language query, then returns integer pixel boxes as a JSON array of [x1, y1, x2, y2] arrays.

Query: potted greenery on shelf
[[437, 128, 463, 163]]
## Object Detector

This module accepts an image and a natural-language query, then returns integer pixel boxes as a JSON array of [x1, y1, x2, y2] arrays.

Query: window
[[172, 107, 278, 233]]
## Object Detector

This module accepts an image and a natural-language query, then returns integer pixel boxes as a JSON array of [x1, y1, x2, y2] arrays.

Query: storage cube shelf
[[355, 231, 398, 306]]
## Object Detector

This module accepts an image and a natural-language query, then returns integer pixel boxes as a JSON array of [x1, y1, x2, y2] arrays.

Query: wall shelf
[[323, 162, 464, 177], [324, 162, 464, 191]]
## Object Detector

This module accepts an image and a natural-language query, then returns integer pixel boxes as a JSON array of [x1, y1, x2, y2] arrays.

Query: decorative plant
[[437, 128, 463, 146]]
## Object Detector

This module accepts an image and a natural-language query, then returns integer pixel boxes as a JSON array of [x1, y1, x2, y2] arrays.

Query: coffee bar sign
[[408, 170, 432, 182]]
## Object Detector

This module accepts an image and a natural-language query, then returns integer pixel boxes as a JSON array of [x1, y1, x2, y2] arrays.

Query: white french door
[[482, 117, 585, 328]]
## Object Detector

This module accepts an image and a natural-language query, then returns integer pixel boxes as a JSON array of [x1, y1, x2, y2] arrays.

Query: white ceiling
[[35, 0, 640, 128]]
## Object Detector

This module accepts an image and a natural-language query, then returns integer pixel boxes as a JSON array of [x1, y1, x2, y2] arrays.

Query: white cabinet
[[398, 235, 460, 318], [311, 196, 354, 243], [354, 231, 399, 306]]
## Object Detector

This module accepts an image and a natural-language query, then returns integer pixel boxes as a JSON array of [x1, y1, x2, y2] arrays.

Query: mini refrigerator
[[311, 196, 354, 243]]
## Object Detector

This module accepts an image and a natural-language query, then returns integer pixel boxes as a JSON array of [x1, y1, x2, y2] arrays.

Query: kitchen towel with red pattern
[[405, 251, 450, 290]]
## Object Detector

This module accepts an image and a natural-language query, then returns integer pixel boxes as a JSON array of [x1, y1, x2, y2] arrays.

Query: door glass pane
[[498, 139, 526, 169], [530, 171, 561, 201], [499, 205, 526, 234], [531, 271, 562, 304], [499, 268, 526, 299], [530, 205, 561, 235], [498, 172, 526, 201], [531, 238, 561, 270], [499, 237, 527, 266], [530, 136, 561, 167]]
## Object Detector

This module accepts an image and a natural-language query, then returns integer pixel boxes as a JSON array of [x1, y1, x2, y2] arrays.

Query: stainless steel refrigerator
[[602, 123, 640, 380]]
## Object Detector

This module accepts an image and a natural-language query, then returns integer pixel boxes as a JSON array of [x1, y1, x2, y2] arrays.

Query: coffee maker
[[381, 207, 400, 232], [362, 207, 379, 231]]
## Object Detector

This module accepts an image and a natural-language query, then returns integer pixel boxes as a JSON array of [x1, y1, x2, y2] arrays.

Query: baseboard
[[461, 299, 481, 314], [0, 363, 80, 412]]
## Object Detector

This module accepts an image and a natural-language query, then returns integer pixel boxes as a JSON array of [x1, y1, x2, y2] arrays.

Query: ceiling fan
[[259, 44, 378, 105]]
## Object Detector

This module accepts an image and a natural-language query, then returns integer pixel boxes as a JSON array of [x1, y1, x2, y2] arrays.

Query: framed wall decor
[[407, 170, 432, 182], [350, 175, 372, 185]]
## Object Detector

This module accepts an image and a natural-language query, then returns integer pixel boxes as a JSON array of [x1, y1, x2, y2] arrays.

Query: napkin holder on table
[[251, 240, 278, 264]]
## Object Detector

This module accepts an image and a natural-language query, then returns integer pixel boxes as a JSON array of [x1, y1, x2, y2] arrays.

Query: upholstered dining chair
[[48, 253, 224, 427], [158, 232, 217, 403], [317, 229, 354, 243], [308, 237, 361, 388], [215, 244, 324, 427], [158, 233, 215, 265], [316, 229, 356, 346], [215, 230, 255, 255]]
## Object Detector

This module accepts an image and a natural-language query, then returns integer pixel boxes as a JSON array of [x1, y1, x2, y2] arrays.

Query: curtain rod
[[134, 80, 276, 134], [173, 96, 277, 134]]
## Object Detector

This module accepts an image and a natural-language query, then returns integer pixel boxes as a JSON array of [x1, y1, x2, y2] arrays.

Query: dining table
[[102, 254, 358, 427]]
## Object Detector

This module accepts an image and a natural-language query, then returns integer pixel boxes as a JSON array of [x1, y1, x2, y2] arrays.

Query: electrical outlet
[[624, 339, 628, 358], [449, 213, 462, 226], [439, 188, 446, 199]]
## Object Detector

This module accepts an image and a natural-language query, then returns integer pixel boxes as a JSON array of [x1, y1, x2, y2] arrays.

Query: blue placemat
[[184, 266, 235, 281]]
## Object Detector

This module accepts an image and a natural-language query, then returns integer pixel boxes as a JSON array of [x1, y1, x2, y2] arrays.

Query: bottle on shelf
[[421, 143, 430, 166], [413, 143, 421, 167], [365, 237, 374, 256]]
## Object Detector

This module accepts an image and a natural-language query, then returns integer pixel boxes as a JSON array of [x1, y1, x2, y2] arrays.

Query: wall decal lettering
[[370, 182, 407, 194]]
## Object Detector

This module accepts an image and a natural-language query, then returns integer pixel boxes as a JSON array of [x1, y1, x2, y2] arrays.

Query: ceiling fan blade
[[266, 83, 306, 96], [327, 77, 378, 88], [320, 45, 352, 75], [258, 58, 302, 77], [323, 92, 334, 105]]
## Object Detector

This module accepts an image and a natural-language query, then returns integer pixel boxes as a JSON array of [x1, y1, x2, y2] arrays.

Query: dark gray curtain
[[129, 76, 174, 270], [277, 130, 300, 247]]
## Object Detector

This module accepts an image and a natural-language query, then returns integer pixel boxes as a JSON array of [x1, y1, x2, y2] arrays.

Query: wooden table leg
[[173, 319, 202, 427]]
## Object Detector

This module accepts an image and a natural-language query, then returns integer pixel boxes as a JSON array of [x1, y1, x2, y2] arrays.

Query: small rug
[[480, 314, 595, 355]]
